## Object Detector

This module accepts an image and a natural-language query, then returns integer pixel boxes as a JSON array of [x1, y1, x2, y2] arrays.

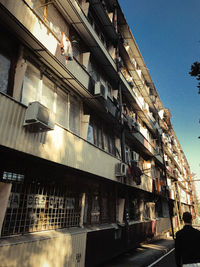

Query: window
[[94, 124, 103, 149], [0, 54, 11, 94], [0, 31, 18, 96], [21, 62, 41, 106], [22, 61, 69, 129], [87, 123, 94, 143], [125, 146, 130, 164], [87, 120, 103, 148], [104, 132, 110, 153], [107, 83, 112, 99], [87, 117, 116, 155], [91, 194, 100, 224], [109, 136, 115, 155], [3, 171, 24, 182], [104, 132, 115, 155], [55, 90, 68, 128], [72, 42, 81, 62], [84, 189, 115, 226], [129, 198, 140, 221], [69, 96, 80, 135], [41, 76, 55, 110], [155, 199, 163, 218]]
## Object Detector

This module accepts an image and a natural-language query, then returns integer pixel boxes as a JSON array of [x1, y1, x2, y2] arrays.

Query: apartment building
[[0, 0, 195, 266]]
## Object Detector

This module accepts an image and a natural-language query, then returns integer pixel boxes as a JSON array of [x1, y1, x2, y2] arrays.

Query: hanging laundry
[[60, 32, 73, 61], [130, 161, 142, 185]]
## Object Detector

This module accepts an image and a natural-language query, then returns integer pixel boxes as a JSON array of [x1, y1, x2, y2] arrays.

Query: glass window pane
[[41, 76, 55, 110], [110, 136, 116, 155], [55, 90, 68, 128], [69, 96, 80, 135], [21, 63, 40, 106], [87, 124, 94, 144], [97, 127, 103, 149], [104, 133, 110, 153], [94, 125, 98, 146], [0, 54, 10, 94]]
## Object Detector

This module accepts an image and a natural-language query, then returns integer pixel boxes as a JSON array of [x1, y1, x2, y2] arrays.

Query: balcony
[[133, 173, 153, 193], [118, 34, 158, 112], [132, 132, 163, 164], [88, 0, 118, 41], [119, 74, 160, 135], [54, 0, 118, 79], [0, 93, 121, 181], [0, 0, 112, 113]]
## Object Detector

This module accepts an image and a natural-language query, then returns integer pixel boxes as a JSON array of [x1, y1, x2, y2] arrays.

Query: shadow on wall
[[0, 230, 86, 267]]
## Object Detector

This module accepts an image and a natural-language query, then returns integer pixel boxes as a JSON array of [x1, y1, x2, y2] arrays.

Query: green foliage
[[189, 61, 200, 94]]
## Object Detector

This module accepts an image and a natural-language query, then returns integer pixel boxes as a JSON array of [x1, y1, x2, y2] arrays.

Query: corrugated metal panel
[[0, 94, 120, 181], [0, 229, 87, 267]]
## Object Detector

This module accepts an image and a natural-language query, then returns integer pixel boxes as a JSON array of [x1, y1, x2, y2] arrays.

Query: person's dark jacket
[[175, 224, 200, 266]]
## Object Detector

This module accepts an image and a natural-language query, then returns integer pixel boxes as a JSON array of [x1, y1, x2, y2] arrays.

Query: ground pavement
[[100, 238, 175, 267]]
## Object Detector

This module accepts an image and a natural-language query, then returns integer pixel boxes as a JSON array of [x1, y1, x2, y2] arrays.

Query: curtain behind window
[[21, 63, 40, 106], [69, 96, 80, 135], [0, 54, 10, 94], [56, 90, 68, 128]]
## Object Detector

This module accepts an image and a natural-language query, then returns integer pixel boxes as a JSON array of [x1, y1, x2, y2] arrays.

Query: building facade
[[0, 0, 196, 266]]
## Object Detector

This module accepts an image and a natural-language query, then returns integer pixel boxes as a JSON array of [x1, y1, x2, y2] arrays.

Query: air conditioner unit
[[115, 163, 127, 177], [130, 151, 139, 162], [94, 81, 108, 100], [23, 101, 55, 132]]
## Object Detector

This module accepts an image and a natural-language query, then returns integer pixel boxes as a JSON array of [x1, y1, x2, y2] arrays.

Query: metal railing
[[2, 172, 81, 236]]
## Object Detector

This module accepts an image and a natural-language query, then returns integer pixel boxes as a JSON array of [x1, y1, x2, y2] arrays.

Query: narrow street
[[101, 248, 176, 267], [100, 238, 175, 267], [148, 249, 176, 267]]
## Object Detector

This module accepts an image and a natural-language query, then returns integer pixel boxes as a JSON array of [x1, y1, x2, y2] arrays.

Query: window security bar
[[1, 172, 81, 237]]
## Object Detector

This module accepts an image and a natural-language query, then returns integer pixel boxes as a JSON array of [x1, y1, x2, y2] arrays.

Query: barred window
[[1, 175, 81, 237], [87, 189, 115, 225], [91, 194, 100, 224]]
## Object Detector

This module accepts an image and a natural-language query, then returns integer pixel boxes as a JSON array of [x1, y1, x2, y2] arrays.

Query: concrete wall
[[0, 228, 86, 267]]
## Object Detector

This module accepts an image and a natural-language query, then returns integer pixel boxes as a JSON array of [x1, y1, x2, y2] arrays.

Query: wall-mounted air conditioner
[[115, 162, 127, 177], [23, 101, 55, 132], [130, 151, 139, 162], [94, 81, 108, 100]]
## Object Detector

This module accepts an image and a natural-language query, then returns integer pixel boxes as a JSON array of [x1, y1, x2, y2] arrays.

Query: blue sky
[[118, 0, 200, 193]]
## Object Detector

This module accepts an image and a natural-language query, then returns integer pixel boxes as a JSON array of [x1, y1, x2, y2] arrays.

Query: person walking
[[175, 211, 200, 267]]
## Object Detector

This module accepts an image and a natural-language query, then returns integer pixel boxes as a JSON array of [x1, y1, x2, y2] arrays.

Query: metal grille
[[2, 172, 81, 236]]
